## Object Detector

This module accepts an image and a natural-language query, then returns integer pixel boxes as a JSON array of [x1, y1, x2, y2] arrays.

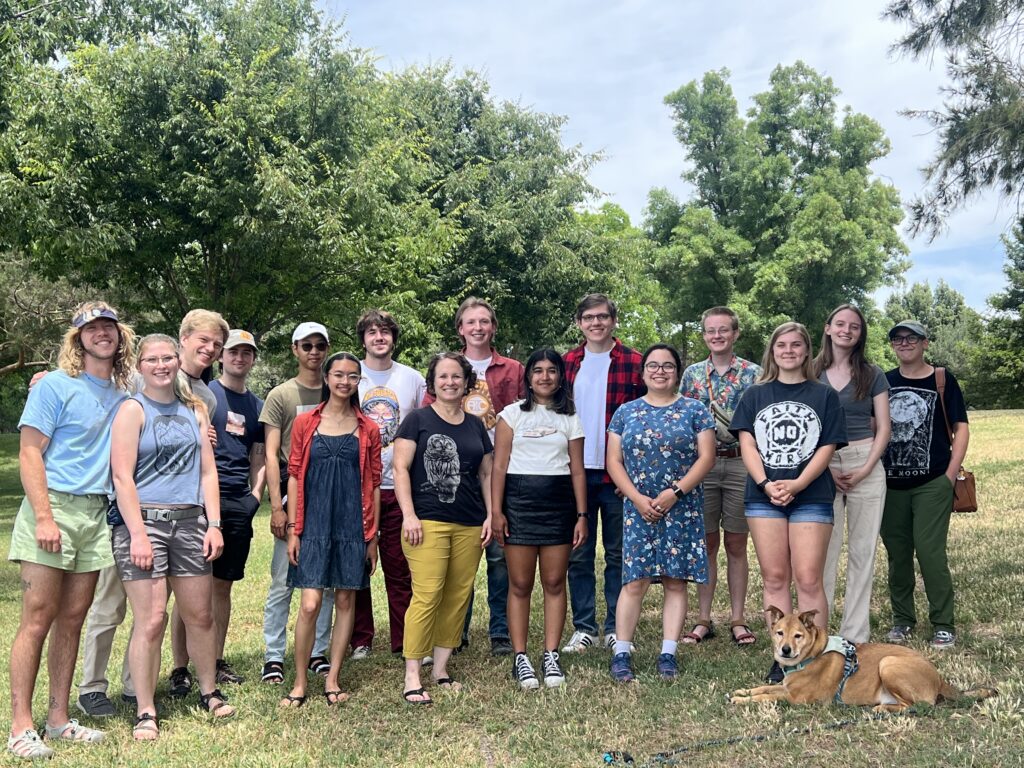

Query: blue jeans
[[566, 473, 623, 636], [462, 539, 510, 642], [263, 536, 334, 662]]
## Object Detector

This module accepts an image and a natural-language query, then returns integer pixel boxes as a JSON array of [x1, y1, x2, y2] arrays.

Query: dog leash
[[601, 708, 920, 766]]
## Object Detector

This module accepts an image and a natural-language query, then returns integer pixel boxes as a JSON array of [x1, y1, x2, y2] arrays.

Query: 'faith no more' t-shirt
[[396, 406, 493, 526], [730, 379, 847, 506], [882, 367, 968, 490]]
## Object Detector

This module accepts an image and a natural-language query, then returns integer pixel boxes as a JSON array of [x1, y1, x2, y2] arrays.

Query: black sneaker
[[120, 693, 137, 707], [512, 652, 539, 690], [216, 658, 245, 685], [765, 661, 784, 685], [490, 637, 513, 657], [307, 655, 331, 677], [168, 666, 194, 698], [76, 692, 115, 718]]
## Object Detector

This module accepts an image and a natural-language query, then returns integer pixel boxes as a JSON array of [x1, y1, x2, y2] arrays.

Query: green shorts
[[8, 492, 114, 573]]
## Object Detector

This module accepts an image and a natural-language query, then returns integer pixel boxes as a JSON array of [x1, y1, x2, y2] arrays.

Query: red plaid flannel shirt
[[563, 338, 645, 482]]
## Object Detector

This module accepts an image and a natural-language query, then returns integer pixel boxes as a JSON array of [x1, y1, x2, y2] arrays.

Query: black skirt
[[503, 474, 576, 546]]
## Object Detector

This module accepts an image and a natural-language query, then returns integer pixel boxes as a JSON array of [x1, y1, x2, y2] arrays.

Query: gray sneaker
[[930, 630, 956, 649], [76, 692, 115, 718], [887, 625, 913, 643]]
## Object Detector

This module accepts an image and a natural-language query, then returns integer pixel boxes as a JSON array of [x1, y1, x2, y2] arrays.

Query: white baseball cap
[[292, 322, 330, 343]]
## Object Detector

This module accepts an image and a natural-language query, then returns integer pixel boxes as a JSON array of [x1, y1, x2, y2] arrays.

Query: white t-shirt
[[574, 350, 612, 469], [359, 361, 427, 489], [499, 401, 584, 475]]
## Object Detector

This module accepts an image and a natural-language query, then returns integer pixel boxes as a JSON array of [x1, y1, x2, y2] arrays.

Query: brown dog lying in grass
[[730, 607, 996, 712]]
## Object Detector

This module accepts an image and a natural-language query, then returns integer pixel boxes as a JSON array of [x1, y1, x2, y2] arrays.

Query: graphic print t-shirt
[[883, 368, 968, 490], [209, 380, 265, 496], [359, 362, 427, 489], [259, 378, 322, 468], [396, 406, 493, 525], [730, 380, 847, 505], [464, 356, 497, 436]]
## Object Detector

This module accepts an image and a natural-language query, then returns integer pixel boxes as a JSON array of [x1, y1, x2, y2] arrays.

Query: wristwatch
[[756, 478, 770, 492], [672, 485, 685, 500], [207, 519, 222, 529]]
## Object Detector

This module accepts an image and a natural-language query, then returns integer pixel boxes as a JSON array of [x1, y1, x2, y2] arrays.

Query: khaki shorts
[[112, 514, 212, 580], [702, 456, 748, 535], [8, 492, 114, 573]]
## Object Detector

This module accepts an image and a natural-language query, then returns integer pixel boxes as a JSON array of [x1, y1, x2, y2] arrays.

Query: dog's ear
[[798, 610, 819, 630], [767, 606, 785, 625]]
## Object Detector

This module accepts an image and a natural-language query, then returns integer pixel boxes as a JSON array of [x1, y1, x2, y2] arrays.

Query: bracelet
[[576, 512, 588, 519], [285, 522, 296, 530]]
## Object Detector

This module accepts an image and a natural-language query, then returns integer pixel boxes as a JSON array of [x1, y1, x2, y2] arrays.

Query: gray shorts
[[703, 456, 749, 535], [112, 514, 211, 580]]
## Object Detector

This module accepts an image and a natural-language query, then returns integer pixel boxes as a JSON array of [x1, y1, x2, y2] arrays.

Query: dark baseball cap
[[888, 320, 928, 340]]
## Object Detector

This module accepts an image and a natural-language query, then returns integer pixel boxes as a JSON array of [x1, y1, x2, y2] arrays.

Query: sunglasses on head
[[299, 341, 328, 352]]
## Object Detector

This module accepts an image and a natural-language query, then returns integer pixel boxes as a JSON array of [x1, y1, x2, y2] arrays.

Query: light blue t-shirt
[[18, 370, 127, 496]]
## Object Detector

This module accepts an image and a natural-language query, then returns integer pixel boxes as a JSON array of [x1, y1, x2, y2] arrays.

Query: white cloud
[[326, 0, 1013, 310]]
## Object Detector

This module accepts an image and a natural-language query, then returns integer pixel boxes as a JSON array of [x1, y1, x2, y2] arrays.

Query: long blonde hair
[[758, 322, 814, 383], [58, 301, 136, 390], [137, 334, 208, 419]]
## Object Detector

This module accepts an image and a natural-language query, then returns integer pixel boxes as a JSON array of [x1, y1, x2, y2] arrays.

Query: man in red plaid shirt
[[561, 294, 644, 653]]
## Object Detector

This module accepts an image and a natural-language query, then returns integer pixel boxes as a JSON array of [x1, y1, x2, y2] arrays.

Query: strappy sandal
[[432, 676, 462, 691], [43, 718, 105, 743], [324, 690, 350, 706], [278, 693, 306, 708], [261, 660, 285, 684], [681, 620, 715, 644], [7, 729, 54, 760], [402, 688, 432, 705], [730, 620, 756, 647], [199, 689, 236, 719], [307, 655, 330, 677], [132, 713, 159, 741]]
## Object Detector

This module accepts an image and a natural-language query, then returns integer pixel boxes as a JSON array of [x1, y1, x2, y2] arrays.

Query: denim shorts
[[745, 501, 833, 524]]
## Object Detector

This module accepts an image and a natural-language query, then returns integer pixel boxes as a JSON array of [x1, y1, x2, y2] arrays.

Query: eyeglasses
[[644, 361, 678, 373], [580, 313, 612, 324], [703, 327, 734, 336], [328, 372, 362, 382], [891, 334, 923, 346], [299, 342, 328, 352], [140, 356, 177, 366]]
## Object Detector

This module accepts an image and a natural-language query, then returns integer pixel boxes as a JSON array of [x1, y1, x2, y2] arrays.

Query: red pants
[[352, 490, 412, 653]]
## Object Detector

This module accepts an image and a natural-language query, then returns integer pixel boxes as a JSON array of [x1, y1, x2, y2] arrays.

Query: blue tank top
[[132, 393, 204, 507]]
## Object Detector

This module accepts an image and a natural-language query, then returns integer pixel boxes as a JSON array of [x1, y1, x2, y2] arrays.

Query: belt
[[716, 446, 741, 459], [140, 506, 204, 522]]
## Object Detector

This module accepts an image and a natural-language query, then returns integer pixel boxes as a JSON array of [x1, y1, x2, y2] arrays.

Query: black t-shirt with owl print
[[882, 368, 968, 490], [730, 380, 847, 506], [396, 405, 494, 526]]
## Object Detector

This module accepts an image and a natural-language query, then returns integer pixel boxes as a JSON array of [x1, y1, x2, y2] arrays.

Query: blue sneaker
[[610, 652, 635, 682], [656, 653, 678, 680]]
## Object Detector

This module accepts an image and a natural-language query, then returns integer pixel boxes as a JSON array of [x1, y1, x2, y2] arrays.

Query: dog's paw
[[729, 692, 752, 704]]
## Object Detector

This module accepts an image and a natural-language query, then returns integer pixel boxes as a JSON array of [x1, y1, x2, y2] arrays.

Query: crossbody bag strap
[[934, 366, 955, 446]]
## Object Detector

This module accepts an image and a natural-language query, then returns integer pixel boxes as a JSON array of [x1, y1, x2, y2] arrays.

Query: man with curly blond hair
[[8, 302, 134, 760]]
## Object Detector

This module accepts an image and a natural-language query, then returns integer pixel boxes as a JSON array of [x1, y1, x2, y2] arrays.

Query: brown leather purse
[[935, 367, 977, 513]]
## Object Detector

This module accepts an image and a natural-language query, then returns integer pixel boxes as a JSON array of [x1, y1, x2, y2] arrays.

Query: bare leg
[[430, 646, 455, 684], [325, 590, 355, 700], [122, 577, 171, 721], [661, 577, 687, 645], [170, 574, 233, 715], [724, 531, 750, 626], [211, 578, 233, 659], [693, 530, 719, 626], [44, 570, 99, 729], [10, 563, 63, 733], [747, 518, 794, 624], [403, 658, 429, 703], [614, 579, 650, 644], [504, 545, 538, 653], [286, 588, 323, 702], [790, 522, 833, 629], [537, 545, 570, 651], [170, 600, 188, 668]]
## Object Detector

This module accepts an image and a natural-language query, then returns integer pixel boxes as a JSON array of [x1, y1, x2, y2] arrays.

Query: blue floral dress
[[608, 396, 715, 585]]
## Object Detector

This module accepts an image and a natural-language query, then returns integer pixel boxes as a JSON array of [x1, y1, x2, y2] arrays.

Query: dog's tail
[[940, 681, 998, 703]]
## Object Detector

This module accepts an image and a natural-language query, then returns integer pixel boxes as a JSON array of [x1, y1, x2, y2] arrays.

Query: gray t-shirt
[[818, 366, 889, 442]]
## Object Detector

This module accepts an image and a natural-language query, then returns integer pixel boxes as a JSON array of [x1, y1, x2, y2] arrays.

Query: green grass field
[[1, 412, 1023, 767]]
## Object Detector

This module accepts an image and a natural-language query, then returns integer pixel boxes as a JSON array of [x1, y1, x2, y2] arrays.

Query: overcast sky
[[325, 0, 1013, 312]]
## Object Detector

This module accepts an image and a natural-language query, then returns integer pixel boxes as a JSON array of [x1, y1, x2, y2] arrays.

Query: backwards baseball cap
[[72, 306, 119, 328], [291, 322, 330, 343], [888, 320, 929, 340], [224, 329, 259, 352]]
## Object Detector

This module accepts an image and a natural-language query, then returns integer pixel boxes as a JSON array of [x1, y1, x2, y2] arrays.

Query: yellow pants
[[402, 520, 483, 659]]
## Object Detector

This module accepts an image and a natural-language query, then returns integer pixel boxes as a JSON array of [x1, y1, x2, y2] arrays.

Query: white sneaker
[[561, 631, 598, 654], [542, 650, 565, 688], [604, 633, 635, 652], [513, 653, 540, 690], [350, 645, 371, 660], [421, 656, 433, 668]]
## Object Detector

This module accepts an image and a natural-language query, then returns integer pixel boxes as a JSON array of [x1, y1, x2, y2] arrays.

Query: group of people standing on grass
[[6, 291, 969, 759]]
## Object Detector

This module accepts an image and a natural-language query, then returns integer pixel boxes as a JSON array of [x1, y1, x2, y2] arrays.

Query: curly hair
[[58, 301, 136, 390]]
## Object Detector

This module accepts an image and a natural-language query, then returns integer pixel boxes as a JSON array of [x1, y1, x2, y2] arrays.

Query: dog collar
[[782, 635, 859, 704]]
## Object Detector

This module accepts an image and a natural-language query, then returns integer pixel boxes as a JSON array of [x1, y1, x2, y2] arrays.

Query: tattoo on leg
[[21, 579, 31, 591], [48, 696, 58, 710]]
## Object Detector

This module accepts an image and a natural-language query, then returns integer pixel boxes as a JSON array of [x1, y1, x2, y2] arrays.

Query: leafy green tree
[[886, 0, 1024, 238], [653, 63, 908, 359]]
